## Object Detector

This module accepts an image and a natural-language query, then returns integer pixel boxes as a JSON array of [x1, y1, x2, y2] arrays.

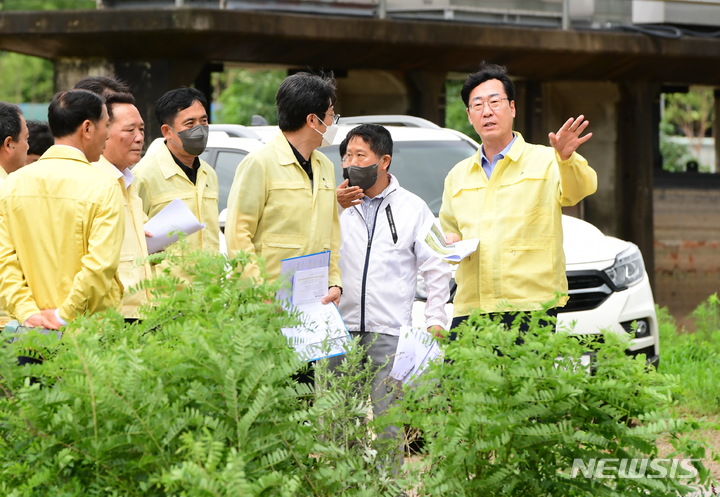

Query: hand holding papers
[[390, 326, 442, 385], [279, 251, 350, 362], [143, 199, 206, 254], [420, 221, 479, 263]]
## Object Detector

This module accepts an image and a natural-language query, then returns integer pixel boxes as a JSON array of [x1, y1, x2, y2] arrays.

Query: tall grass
[[658, 293, 720, 415]]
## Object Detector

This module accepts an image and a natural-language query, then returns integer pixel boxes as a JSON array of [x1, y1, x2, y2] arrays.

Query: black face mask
[[342, 163, 379, 191], [170, 124, 209, 156]]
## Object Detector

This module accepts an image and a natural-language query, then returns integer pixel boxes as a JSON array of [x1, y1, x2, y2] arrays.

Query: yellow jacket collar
[[39, 144, 91, 165], [95, 155, 123, 181], [271, 132, 302, 167]]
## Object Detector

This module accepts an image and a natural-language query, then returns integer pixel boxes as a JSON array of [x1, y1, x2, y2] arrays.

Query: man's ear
[[306, 114, 316, 129], [160, 123, 173, 140], [2, 135, 13, 151], [380, 154, 392, 171], [82, 119, 93, 137]]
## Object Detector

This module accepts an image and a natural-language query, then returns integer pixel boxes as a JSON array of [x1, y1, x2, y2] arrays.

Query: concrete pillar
[[542, 81, 621, 233], [616, 81, 660, 286], [113, 59, 209, 145], [715, 89, 720, 173], [334, 70, 409, 118], [54, 57, 116, 92], [333, 69, 446, 125], [55, 57, 209, 147], [513, 79, 544, 144], [405, 70, 448, 126]]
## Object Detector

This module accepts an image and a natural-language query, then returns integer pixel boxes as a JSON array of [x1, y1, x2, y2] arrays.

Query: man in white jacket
[[334, 123, 451, 466]]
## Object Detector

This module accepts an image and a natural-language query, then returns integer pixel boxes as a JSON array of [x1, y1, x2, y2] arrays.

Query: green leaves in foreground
[[0, 250, 403, 496], [398, 312, 715, 496], [0, 251, 713, 496]]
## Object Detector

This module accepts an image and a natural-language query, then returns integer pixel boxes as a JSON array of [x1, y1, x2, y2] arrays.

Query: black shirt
[[288, 142, 313, 184], [169, 145, 201, 185]]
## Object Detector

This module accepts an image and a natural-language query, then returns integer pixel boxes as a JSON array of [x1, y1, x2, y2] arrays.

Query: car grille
[[558, 270, 614, 313]]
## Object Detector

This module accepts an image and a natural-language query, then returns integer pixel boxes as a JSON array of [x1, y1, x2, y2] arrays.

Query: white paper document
[[144, 199, 206, 254], [292, 266, 330, 307], [390, 326, 442, 385], [281, 302, 349, 362], [420, 221, 479, 263], [278, 250, 331, 302], [279, 251, 350, 362]]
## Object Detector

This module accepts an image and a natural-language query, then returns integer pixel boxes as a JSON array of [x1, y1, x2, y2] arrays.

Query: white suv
[[202, 121, 659, 365]]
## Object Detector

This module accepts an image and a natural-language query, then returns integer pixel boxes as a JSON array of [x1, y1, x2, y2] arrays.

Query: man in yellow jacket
[[86, 89, 152, 320], [440, 62, 597, 332], [0, 89, 124, 329], [133, 87, 219, 253], [225, 72, 342, 305], [0, 102, 29, 184]]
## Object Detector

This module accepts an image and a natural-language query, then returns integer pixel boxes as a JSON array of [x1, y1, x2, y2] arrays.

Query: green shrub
[[396, 311, 713, 496], [0, 250, 400, 496], [658, 295, 720, 414], [0, 251, 711, 495], [690, 293, 720, 341]]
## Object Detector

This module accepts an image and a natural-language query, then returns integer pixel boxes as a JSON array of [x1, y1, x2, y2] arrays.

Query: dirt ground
[[658, 414, 720, 482]]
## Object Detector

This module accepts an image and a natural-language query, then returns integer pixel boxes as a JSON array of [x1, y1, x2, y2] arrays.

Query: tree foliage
[[0, 0, 95, 10], [660, 86, 714, 172], [0, 52, 53, 103], [0, 0, 96, 103], [445, 78, 476, 138], [212, 68, 285, 125]]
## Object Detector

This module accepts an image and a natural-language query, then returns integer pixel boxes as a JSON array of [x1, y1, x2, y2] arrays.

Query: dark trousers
[[449, 308, 558, 342]]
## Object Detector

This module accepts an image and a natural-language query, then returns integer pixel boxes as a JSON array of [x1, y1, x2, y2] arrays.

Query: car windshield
[[320, 139, 478, 215]]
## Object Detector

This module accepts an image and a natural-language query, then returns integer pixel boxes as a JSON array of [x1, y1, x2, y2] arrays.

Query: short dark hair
[[48, 89, 106, 139], [340, 124, 393, 164], [0, 102, 23, 143], [73, 75, 131, 97], [276, 72, 336, 132], [26, 120, 54, 156], [154, 87, 208, 127], [104, 91, 136, 122], [461, 62, 515, 107]]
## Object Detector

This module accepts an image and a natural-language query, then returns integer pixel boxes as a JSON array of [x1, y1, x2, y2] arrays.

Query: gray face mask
[[342, 163, 379, 191], [171, 124, 209, 156]]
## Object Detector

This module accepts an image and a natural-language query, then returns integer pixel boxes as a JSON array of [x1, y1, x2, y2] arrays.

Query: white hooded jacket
[[338, 174, 451, 336]]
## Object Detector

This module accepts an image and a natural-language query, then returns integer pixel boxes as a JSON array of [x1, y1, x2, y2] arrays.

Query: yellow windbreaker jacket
[[225, 132, 341, 286], [133, 141, 219, 253], [0, 145, 125, 323], [439, 132, 597, 316], [95, 156, 152, 318]]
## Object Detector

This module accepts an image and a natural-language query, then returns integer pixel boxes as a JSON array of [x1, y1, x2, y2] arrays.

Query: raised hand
[[548, 115, 593, 161]]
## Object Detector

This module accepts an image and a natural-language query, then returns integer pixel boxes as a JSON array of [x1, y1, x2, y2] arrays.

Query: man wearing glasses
[[440, 62, 597, 333], [225, 72, 343, 305]]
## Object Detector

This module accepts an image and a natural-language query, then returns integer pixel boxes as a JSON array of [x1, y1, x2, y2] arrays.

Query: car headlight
[[604, 243, 645, 290]]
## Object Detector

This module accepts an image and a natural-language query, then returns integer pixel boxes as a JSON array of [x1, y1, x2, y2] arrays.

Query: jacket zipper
[[359, 189, 395, 332]]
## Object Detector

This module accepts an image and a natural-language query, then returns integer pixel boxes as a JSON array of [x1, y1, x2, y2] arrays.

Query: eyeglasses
[[468, 97, 509, 112], [319, 112, 341, 125]]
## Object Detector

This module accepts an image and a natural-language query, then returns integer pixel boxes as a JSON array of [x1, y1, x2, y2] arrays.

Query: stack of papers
[[420, 221, 479, 263], [390, 326, 442, 385], [144, 198, 206, 254], [279, 251, 350, 362]]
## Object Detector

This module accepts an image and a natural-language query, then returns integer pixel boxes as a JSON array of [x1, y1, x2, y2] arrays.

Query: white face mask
[[314, 115, 339, 147]]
